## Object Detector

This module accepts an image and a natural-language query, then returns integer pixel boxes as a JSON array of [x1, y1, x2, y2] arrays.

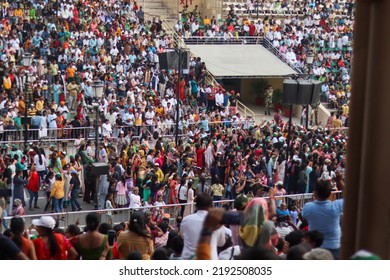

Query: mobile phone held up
[[221, 211, 243, 225], [108, 230, 116, 246]]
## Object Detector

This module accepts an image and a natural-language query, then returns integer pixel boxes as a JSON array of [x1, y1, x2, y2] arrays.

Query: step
[[143, 2, 164, 8], [144, 0, 164, 3], [144, 7, 170, 13]]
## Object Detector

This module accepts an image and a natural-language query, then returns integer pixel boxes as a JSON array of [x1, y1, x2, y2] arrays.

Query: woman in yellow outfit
[[50, 174, 65, 213]]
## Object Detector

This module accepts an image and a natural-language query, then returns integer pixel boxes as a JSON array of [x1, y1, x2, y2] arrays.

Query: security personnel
[[264, 85, 273, 116]]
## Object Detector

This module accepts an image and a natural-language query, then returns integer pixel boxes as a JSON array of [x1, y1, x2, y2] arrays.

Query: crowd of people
[[178, 0, 353, 126], [0, 0, 352, 261], [1, 180, 349, 260]]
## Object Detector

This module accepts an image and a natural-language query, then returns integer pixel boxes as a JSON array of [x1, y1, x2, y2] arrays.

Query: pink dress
[[115, 181, 127, 207]]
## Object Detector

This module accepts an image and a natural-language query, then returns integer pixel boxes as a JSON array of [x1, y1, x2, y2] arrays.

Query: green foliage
[[272, 88, 283, 105], [250, 79, 269, 98]]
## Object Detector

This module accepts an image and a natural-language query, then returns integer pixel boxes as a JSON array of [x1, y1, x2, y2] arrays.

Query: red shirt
[[249, 25, 256, 36], [26, 171, 39, 192]]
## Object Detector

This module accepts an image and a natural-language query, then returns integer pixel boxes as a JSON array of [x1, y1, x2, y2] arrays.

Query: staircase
[[142, 0, 178, 29], [321, 102, 339, 115]]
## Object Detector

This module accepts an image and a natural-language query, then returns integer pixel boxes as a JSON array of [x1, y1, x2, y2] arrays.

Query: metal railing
[[221, 1, 352, 18], [0, 126, 95, 144], [0, 118, 261, 146], [2, 191, 343, 232], [237, 100, 256, 119], [156, 17, 258, 121], [183, 36, 263, 45], [261, 37, 304, 75], [160, 15, 185, 49]]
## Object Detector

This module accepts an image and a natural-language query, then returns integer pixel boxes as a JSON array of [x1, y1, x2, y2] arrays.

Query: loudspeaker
[[158, 52, 169, 70], [282, 79, 299, 105], [158, 51, 189, 70], [311, 81, 322, 105], [296, 79, 314, 105], [91, 162, 109, 176], [181, 51, 189, 70]]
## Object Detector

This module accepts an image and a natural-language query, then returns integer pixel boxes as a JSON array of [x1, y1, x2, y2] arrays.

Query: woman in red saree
[[32, 216, 78, 260]]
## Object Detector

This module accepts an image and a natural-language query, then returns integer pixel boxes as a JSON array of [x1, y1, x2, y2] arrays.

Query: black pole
[[284, 105, 293, 187], [256, 1, 259, 20], [306, 105, 309, 130], [24, 73, 29, 149], [175, 49, 182, 147], [94, 108, 99, 160]]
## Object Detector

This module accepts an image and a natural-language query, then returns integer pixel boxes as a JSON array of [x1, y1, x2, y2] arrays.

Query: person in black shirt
[[69, 170, 82, 211]]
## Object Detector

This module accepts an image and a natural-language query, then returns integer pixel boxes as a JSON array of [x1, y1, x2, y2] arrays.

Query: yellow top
[[36, 100, 44, 111], [211, 183, 224, 197], [50, 180, 65, 199], [156, 168, 164, 183]]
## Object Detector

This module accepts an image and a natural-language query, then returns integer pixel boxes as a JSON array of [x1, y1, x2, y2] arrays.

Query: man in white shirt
[[214, 91, 224, 112], [180, 193, 226, 260], [285, 48, 298, 65], [102, 119, 112, 137], [47, 109, 57, 139], [57, 103, 69, 121], [175, 181, 187, 217], [145, 106, 155, 133], [110, 45, 119, 57]]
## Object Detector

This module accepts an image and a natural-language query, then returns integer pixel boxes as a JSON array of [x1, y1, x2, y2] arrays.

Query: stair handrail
[[261, 37, 304, 75], [158, 15, 256, 119]]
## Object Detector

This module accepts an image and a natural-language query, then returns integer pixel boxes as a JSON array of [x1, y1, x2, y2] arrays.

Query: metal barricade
[[2, 191, 342, 232]]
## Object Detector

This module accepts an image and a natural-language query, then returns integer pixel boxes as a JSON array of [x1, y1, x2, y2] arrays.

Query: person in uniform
[[264, 85, 273, 116]]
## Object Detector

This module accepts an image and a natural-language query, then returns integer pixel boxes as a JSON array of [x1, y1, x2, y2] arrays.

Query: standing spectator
[[13, 170, 27, 207], [69, 170, 82, 212], [302, 180, 343, 259], [50, 173, 65, 213], [26, 164, 39, 211]]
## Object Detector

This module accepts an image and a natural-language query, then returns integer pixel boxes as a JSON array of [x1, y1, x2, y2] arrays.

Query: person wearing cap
[[303, 248, 334, 260], [32, 216, 78, 260]]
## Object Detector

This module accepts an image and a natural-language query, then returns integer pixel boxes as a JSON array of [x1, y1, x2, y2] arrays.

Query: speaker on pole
[[296, 79, 314, 105], [158, 52, 169, 70], [158, 50, 189, 70], [311, 80, 322, 105], [282, 79, 299, 105], [91, 162, 109, 176], [180, 50, 189, 70]]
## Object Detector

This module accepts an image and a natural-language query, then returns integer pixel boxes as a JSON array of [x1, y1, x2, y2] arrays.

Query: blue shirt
[[302, 199, 343, 249], [276, 208, 289, 216], [201, 119, 209, 132]]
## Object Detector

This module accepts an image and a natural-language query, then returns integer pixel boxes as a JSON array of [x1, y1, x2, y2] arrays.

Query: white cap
[[303, 248, 334, 260], [32, 216, 56, 230]]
